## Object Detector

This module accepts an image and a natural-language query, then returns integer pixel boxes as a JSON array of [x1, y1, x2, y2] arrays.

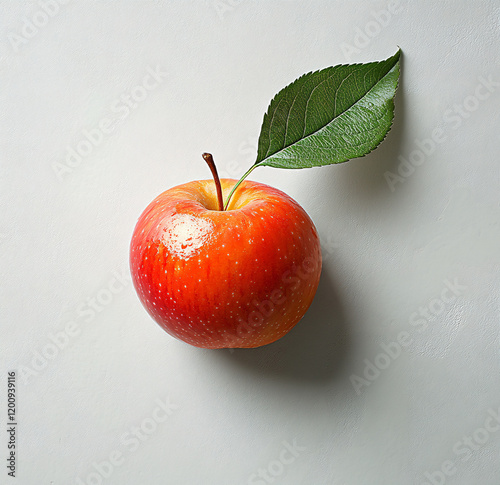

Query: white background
[[1, 1, 500, 484]]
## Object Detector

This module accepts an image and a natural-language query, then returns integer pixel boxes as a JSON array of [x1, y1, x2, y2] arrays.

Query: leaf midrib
[[269, 110, 389, 160]]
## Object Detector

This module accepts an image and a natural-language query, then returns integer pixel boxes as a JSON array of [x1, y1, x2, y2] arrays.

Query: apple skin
[[130, 178, 322, 349]]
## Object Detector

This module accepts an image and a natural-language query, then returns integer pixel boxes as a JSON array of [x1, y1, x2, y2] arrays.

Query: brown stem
[[202, 153, 224, 211]]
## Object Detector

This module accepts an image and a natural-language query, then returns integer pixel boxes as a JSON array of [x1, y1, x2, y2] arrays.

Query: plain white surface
[[1, 1, 500, 484]]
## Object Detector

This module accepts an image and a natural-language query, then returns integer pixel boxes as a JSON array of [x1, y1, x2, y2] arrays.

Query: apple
[[130, 52, 401, 348], [130, 156, 321, 349]]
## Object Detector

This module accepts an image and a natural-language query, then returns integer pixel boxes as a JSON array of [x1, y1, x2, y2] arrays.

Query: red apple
[[130, 175, 322, 349]]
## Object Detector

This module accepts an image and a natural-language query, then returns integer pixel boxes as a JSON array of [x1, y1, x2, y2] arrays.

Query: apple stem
[[223, 165, 257, 210], [202, 153, 224, 211]]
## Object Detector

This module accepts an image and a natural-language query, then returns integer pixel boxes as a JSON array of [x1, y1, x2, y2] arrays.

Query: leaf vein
[[261, 63, 397, 165]]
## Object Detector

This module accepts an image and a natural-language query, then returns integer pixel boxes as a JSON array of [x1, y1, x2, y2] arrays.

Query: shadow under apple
[[212, 267, 351, 385]]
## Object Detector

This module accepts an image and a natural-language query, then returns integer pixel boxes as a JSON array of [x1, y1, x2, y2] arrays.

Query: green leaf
[[255, 49, 401, 169]]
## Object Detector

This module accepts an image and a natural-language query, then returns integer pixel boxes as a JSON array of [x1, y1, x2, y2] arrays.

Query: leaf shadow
[[333, 55, 406, 202], [211, 267, 351, 386]]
